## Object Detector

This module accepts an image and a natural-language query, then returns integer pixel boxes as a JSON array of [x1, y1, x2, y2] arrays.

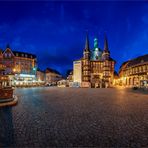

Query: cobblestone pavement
[[0, 87, 148, 147]]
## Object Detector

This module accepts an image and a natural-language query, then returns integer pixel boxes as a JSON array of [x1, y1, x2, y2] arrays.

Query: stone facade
[[67, 70, 73, 82], [73, 33, 115, 88], [0, 88, 13, 99], [1, 45, 37, 75], [118, 54, 148, 87], [0, 45, 37, 86], [45, 68, 62, 85], [36, 70, 45, 82]]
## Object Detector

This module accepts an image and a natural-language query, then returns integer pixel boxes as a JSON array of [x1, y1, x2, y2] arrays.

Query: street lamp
[[13, 68, 16, 72], [32, 67, 37, 85], [33, 67, 36, 71]]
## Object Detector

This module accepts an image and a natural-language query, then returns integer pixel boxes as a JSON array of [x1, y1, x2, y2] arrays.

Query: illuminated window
[[143, 66, 145, 71], [137, 67, 139, 72], [133, 68, 135, 73], [136, 68, 138, 73], [132, 69, 134, 74], [141, 66, 143, 72]]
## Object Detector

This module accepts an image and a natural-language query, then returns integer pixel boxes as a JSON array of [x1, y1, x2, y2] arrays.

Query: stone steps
[[0, 98, 14, 103]]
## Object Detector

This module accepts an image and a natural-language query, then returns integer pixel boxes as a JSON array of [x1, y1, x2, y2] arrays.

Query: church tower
[[0, 49, 2, 65], [83, 32, 90, 59], [82, 32, 91, 87], [73, 32, 115, 88], [102, 34, 114, 87], [102, 34, 110, 60], [92, 37, 102, 60]]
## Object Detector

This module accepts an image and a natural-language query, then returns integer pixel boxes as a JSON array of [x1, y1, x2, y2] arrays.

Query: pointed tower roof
[[84, 32, 90, 52], [104, 33, 109, 52], [0, 49, 2, 55]]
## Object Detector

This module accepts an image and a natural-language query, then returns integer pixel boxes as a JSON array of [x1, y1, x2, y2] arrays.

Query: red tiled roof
[[126, 54, 148, 67]]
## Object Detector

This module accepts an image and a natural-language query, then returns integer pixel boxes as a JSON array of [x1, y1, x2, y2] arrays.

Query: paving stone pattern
[[0, 87, 148, 147]]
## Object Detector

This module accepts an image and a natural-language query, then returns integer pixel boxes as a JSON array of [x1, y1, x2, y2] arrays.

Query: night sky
[[0, 1, 148, 75]]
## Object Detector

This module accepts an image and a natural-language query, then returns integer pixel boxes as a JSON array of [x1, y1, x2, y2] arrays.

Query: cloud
[[0, 1, 148, 74]]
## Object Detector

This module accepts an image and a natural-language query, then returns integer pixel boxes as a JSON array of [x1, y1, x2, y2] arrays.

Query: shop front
[[13, 74, 37, 87]]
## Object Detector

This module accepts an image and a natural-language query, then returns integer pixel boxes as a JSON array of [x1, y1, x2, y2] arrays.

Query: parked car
[[45, 83, 52, 87], [132, 86, 138, 90]]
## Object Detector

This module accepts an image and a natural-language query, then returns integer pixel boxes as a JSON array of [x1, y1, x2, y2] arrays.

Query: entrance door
[[133, 77, 139, 86], [91, 74, 101, 88]]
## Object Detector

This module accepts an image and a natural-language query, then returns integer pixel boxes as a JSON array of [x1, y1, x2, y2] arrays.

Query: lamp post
[[32, 67, 37, 86], [32, 67, 36, 74]]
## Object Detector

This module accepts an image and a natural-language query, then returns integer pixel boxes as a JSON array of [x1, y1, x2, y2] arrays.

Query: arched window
[[5, 53, 7, 58], [141, 66, 143, 72], [133, 77, 139, 86], [129, 78, 132, 85]]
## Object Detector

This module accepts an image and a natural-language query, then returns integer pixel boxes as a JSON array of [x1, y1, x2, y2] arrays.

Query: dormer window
[[5, 53, 7, 58]]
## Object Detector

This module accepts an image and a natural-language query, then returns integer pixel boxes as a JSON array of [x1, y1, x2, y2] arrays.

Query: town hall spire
[[104, 33, 109, 52], [84, 31, 90, 52], [102, 33, 110, 60], [83, 32, 90, 59]]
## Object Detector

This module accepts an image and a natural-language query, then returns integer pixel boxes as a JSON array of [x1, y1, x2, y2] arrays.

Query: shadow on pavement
[[0, 107, 15, 147]]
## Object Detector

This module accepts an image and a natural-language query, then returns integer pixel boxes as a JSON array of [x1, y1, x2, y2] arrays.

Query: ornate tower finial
[[84, 31, 90, 52], [83, 31, 90, 59], [94, 38, 98, 49], [102, 33, 110, 60], [104, 33, 109, 51]]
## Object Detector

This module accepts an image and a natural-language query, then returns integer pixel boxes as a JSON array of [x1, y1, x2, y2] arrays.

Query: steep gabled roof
[[119, 54, 148, 73], [2, 48, 36, 59], [2, 47, 15, 57], [45, 68, 61, 75], [119, 61, 129, 69], [108, 57, 116, 62], [126, 54, 148, 67], [13, 51, 36, 59]]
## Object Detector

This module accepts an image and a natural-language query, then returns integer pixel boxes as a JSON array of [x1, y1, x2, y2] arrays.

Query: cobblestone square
[[0, 87, 148, 147]]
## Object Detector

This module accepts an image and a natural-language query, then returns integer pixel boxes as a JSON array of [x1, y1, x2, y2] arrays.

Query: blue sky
[[0, 1, 148, 75]]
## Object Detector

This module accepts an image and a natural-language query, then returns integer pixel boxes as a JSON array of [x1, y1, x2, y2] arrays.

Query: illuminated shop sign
[[15, 74, 35, 78]]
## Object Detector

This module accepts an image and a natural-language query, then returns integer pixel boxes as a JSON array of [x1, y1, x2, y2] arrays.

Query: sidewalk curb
[[0, 95, 18, 107]]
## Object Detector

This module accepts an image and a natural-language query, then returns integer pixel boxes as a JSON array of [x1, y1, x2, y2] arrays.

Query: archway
[[133, 77, 139, 86], [129, 77, 132, 86], [125, 78, 128, 86]]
